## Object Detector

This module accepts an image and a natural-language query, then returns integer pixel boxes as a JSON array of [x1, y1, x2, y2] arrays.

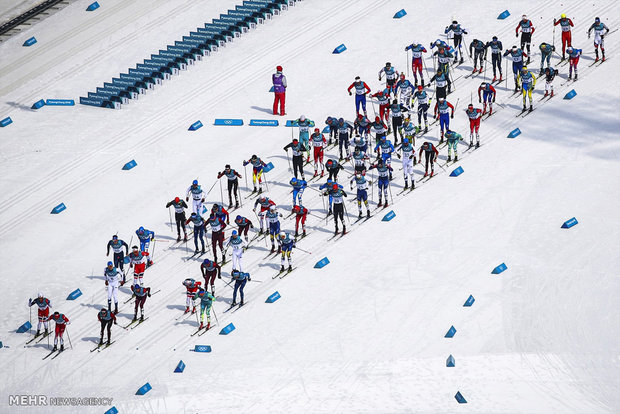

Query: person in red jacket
[[347, 76, 371, 116], [29, 293, 52, 337], [465, 104, 483, 148], [200, 259, 221, 296], [272, 65, 287, 115], [554, 14, 574, 60], [477, 82, 497, 115], [292, 204, 309, 237], [207, 213, 227, 264], [45, 311, 70, 352], [128, 246, 150, 286], [515, 15, 535, 63]]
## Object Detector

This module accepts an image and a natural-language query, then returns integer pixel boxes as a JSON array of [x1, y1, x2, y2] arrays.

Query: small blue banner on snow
[[17, 321, 32, 333], [174, 360, 185, 372], [266, 291, 281, 303], [446, 354, 455, 367], [214, 119, 243, 126], [250, 119, 279, 126], [492, 263, 507, 274], [51, 203, 66, 214], [463, 295, 475, 307], [314, 257, 330, 269], [136, 383, 152, 395], [194, 345, 212, 353], [220, 323, 235, 335], [66, 288, 82, 300], [269, 86, 275, 92], [104, 407, 118, 414], [382, 210, 395, 221], [122, 160, 137, 170], [497, 10, 510, 20], [445, 325, 456, 338], [86, 1, 100, 11], [507, 127, 521, 138], [31, 99, 45, 109], [455, 391, 467, 404], [333, 44, 347, 54], [23, 37, 37, 46], [393, 9, 407, 18], [0, 117, 13, 127], [564, 89, 577, 100], [450, 166, 464, 177], [189, 120, 203, 131], [562, 217, 578, 229], [45, 99, 75, 106], [263, 162, 274, 173]]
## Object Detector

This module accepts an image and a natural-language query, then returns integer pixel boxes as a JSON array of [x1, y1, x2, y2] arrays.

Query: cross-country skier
[[396, 138, 417, 189], [278, 232, 295, 271], [350, 171, 372, 217], [325, 159, 344, 182], [427, 68, 449, 99], [350, 147, 369, 174], [185, 212, 206, 254], [566, 46, 582, 80], [211, 203, 230, 225], [296, 115, 314, 159], [352, 133, 368, 154], [374, 135, 395, 180], [283, 138, 307, 179], [371, 89, 390, 125], [395, 74, 415, 106], [347, 76, 371, 116], [404, 42, 428, 85], [253, 195, 275, 234], [444, 130, 463, 162], [319, 179, 343, 216], [242, 155, 268, 194], [445, 20, 467, 63], [107, 235, 129, 271], [310, 128, 327, 177], [485, 36, 503, 81], [378, 62, 399, 96], [413, 85, 430, 132], [504, 46, 528, 92], [554, 14, 574, 60], [131, 284, 150, 322], [231, 270, 250, 306], [272, 65, 286, 115], [201, 258, 221, 295], [192, 288, 215, 330], [336, 118, 353, 160], [418, 141, 439, 177], [433, 47, 454, 92], [434, 97, 455, 141], [370, 116, 388, 143], [234, 215, 254, 242], [402, 118, 417, 147], [324, 183, 348, 234], [104, 261, 123, 313], [217, 165, 242, 209], [225, 230, 247, 272], [354, 114, 371, 139], [465, 104, 482, 148], [478, 82, 496, 115], [135, 227, 154, 264], [470, 39, 486, 73], [165, 198, 188, 242], [266, 205, 282, 253], [517, 66, 537, 111], [182, 278, 201, 314], [28, 293, 51, 337], [186, 180, 205, 214], [128, 245, 150, 286], [539, 42, 555, 74], [543, 67, 556, 97], [289, 177, 307, 207], [368, 158, 392, 207], [588, 17, 610, 62], [516, 15, 535, 63], [207, 212, 226, 263], [292, 205, 308, 237], [389, 99, 408, 145], [44, 311, 70, 352], [324, 116, 337, 146], [97, 308, 116, 346]]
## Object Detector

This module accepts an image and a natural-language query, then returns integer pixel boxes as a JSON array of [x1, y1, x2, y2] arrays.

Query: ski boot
[[288, 265, 293, 271], [35, 330, 40, 337], [52, 345, 57, 352], [544, 91, 548, 97], [320, 171, 324, 177], [192, 306, 196, 314], [257, 188, 263, 194], [199, 322, 204, 329], [206, 322, 210, 330], [568, 74, 572, 80], [183, 234, 188, 242], [60, 344, 64, 352], [492, 76, 496, 82], [469, 141, 473, 148], [574, 74, 578, 80], [235, 201, 239, 209], [424, 125, 428, 133], [106, 339, 110, 346], [404, 182, 409, 190], [270, 245, 275, 253], [327, 209, 332, 216], [358, 212, 363, 219], [550, 90, 554, 97], [454, 155, 459, 161], [252, 187, 257, 193], [194, 248, 199, 254], [140, 315, 144, 322], [430, 170, 434, 177], [377, 200, 383, 207], [313, 171, 318, 177], [240, 300, 245, 306], [342, 225, 346, 235], [177, 235, 181, 242], [367, 210, 371, 218], [280, 265, 285, 272], [302, 230, 306, 237], [114, 304, 118, 314], [460, 57, 464, 64], [231, 301, 237, 306], [201, 247, 205, 254], [476, 142, 480, 148], [522, 104, 527, 111], [184, 306, 190, 314], [334, 227, 339, 235], [99, 338, 104, 346], [472, 67, 477, 74], [294, 231, 299, 237], [529, 105, 533, 112], [447, 156, 452, 162], [133, 313, 138, 322], [423, 172, 428, 178]]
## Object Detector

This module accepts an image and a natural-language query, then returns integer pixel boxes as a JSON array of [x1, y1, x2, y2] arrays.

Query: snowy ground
[[0, 0, 619, 413]]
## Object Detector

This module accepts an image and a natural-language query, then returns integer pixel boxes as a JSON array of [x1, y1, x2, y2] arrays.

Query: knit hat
[[276, 65, 283, 72]]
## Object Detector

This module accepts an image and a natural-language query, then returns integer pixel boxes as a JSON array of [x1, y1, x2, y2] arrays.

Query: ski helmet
[[203, 259, 210, 266], [468, 103, 474, 109], [138, 227, 144, 234], [235, 215, 242, 221], [492, 36, 498, 41], [259, 195, 266, 202], [595, 17, 600, 23], [53, 311, 59, 317], [107, 261, 113, 267], [567, 46, 573, 53], [276, 65, 282, 72], [326, 179, 333, 184], [279, 231, 286, 239], [403, 138, 409, 144], [314, 128, 320, 133], [392, 99, 398, 105], [290, 177, 298, 186], [191, 212, 196, 217], [439, 97, 445, 102], [251, 154, 257, 160], [386, 62, 391, 67], [355, 76, 361, 81], [512, 45, 517, 50], [112, 235, 118, 240], [400, 73, 405, 79], [132, 245, 139, 251], [225, 164, 231, 169], [338, 117, 344, 123], [332, 183, 339, 190], [192, 180, 198, 185], [232, 230, 238, 237], [38, 292, 43, 298], [101, 308, 107, 313], [452, 20, 458, 25], [522, 66, 528, 72], [300, 115, 306, 121], [375, 116, 381, 121], [417, 85, 423, 90], [326, 159, 333, 166], [378, 158, 384, 165], [561, 13, 566, 19], [292, 138, 298, 144], [174, 197, 180, 203], [212, 203, 219, 210], [269, 205, 276, 211], [292, 205, 300, 213], [522, 14, 527, 20]]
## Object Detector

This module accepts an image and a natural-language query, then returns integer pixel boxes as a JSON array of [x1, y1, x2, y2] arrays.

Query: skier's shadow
[[166, 304, 186, 311], [86, 274, 105, 281], [306, 225, 332, 234], [250, 105, 274, 115], [81, 337, 100, 344], [258, 262, 280, 270]]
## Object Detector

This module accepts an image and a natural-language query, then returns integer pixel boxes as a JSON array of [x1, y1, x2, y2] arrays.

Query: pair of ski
[[90, 341, 116, 352], [222, 301, 248, 314], [42, 347, 68, 360], [274, 267, 295, 279], [26, 332, 50, 345], [396, 185, 415, 196], [516, 107, 535, 118], [191, 323, 215, 337], [122, 317, 149, 330]]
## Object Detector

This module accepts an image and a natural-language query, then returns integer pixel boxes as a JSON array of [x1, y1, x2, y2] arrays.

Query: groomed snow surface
[[1, 0, 619, 413]]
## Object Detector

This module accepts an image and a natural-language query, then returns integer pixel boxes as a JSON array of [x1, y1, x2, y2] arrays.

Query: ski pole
[[151, 239, 157, 261], [388, 180, 394, 205], [66, 327, 73, 350], [204, 179, 219, 197], [212, 307, 219, 326], [244, 164, 248, 190], [342, 199, 351, 225], [29, 300, 32, 335], [219, 178, 224, 206], [195, 306, 200, 327], [294, 246, 312, 254], [285, 150, 292, 173], [406, 49, 410, 77], [168, 206, 174, 233], [47, 329, 50, 349]]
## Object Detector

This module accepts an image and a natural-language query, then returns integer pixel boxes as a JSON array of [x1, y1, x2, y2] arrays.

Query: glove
[[201, 198, 205, 202], [185, 197, 189, 202], [248, 276, 251, 281], [378, 76, 381, 81], [396, 153, 401, 159], [28, 298, 32, 306], [253, 208, 256, 212], [450, 114, 454, 119], [105, 281, 109, 286], [478, 98, 481, 103], [515, 33, 518, 38], [553, 18, 556, 24], [148, 293, 151, 297], [218, 274, 222, 279], [113, 320, 117, 324], [348, 92, 352, 96]]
